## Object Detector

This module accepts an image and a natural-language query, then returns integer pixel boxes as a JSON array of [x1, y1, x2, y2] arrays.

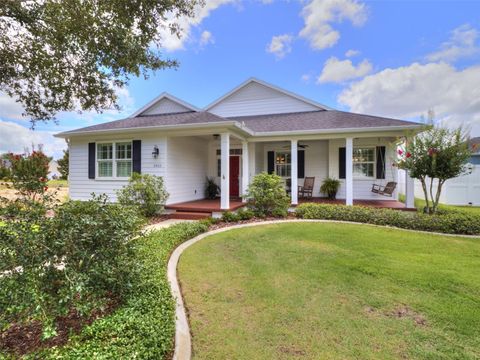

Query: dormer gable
[[131, 92, 199, 117], [204, 78, 330, 117]]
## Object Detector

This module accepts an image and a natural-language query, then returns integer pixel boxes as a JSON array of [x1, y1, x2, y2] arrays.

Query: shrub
[[222, 211, 240, 222], [117, 173, 169, 217], [205, 177, 219, 199], [7, 150, 50, 201], [320, 177, 341, 199], [0, 195, 145, 339], [295, 203, 480, 235], [31, 222, 208, 359], [245, 172, 290, 217], [237, 208, 255, 220]]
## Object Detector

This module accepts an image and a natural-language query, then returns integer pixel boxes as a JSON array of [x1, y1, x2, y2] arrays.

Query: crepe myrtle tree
[[397, 127, 473, 214], [0, 0, 203, 127]]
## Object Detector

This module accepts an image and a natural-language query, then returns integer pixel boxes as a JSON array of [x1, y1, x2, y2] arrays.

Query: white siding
[[166, 136, 208, 204], [69, 134, 167, 201], [328, 138, 398, 200], [208, 82, 319, 117], [142, 97, 191, 115]]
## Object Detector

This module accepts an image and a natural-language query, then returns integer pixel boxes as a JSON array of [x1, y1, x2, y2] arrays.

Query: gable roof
[[229, 110, 420, 134], [56, 109, 422, 138], [204, 77, 331, 113], [130, 92, 199, 117]]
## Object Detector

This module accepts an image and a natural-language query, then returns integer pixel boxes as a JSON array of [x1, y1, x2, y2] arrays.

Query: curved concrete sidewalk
[[166, 219, 479, 360]]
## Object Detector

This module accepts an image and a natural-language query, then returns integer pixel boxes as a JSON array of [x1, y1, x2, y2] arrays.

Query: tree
[[57, 149, 69, 180], [397, 127, 473, 214], [0, 0, 202, 126]]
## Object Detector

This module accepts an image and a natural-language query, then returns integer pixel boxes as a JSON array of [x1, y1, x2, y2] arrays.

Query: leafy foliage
[[57, 149, 69, 180], [244, 172, 290, 217], [397, 127, 473, 213], [320, 177, 341, 199], [7, 149, 50, 201], [0, 195, 145, 340], [0, 0, 202, 125], [296, 203, 480, 235], [30, 222, 208, 359], [117, 173, 169, 217], [204, 177, 219, 199]]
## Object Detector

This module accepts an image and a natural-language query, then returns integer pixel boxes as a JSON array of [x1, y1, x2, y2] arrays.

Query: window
[[352, 147, 375, 178], [275, 152, 291, 177], [97, 142, 132, 178]]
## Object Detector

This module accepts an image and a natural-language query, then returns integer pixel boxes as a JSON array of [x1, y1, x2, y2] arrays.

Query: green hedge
[[28, 222, 208, 359], [295, 203, 480, 235]]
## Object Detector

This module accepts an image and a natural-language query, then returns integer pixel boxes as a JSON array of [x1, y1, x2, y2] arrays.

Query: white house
[[55, 78, 422, 216]]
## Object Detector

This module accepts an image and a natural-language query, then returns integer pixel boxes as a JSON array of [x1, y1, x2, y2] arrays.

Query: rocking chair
[[371, 182, 397, 197], [298, 177, 315, 198]]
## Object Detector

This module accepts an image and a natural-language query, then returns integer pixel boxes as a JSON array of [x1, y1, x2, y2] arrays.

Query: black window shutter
[[132, 140, 142, 174], [88, 142, 95, 179], [339, 147, 346, 179], [298, 150, 305, 178], [267, 151, 275, 174], [376, 146, 386, 179]]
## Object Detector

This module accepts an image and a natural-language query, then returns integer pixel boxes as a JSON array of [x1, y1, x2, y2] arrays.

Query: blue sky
[[1, 0, 480, 158]]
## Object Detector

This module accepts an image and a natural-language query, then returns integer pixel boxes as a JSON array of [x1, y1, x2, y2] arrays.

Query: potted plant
[[205, 177, 220, 199], [320, 177, 341, 199]]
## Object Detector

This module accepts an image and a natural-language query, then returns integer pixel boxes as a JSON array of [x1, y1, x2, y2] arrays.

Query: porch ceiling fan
[[282, 142, 309, 149]]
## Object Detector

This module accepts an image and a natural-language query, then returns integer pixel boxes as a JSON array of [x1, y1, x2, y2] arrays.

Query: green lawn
[[178, 223, 480, 360], [398, 194, 480, 215]]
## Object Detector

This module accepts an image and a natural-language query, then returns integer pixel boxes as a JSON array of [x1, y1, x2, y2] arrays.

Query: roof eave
[[54, 121, 253, 138], [250, 124, 425, 137]]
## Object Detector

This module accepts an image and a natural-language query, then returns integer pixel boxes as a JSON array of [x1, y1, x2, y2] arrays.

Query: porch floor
[[298, 198, 415, 211], [165, 197, 414, 214]]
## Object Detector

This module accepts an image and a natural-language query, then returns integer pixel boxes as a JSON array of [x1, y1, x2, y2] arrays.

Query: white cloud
[[338, 62, 480, 136], [0, 92, 25, 121], [299, 0, 367, 50], [0, 120, 67, 159], [199, 30, 214, 46], [318, 57, 372, 83], [266, 34, 294, 59], [426, 24, 479, 63], [301, 74, 311, 83], [345, 49, 360, 57], [158, 0, 234, 51]]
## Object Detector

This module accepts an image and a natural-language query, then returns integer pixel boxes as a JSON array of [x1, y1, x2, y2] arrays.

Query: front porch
[[165, 197, 415, 219]]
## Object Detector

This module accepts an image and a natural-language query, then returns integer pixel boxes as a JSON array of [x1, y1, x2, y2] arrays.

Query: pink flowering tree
[[397, 127, 473, 214]]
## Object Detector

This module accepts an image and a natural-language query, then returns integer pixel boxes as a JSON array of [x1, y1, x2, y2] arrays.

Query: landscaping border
[[167, 219, 480, 360]]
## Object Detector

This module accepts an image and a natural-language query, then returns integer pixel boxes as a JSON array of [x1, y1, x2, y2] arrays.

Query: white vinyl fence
[[398, 166, 480, 206]]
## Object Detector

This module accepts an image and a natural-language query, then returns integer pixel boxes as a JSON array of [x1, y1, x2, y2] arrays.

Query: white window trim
[[96, 140, 133, 180], [352, 146, 376, 180], [274, 150, 291, 178]]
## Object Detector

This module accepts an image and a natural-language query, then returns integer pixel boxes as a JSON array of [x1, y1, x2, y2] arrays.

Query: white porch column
[[220, 133, 230, 210], [291, 140, 298, 205], [241, 141, 249, 201], [345, 137, 353, 206], [248, 142, 256, 183], [405, 170, 415, 209]]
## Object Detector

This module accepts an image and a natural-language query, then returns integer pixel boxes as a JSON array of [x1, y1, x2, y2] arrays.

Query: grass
[[178, 223, 480, 360], [47, 179, 68, 188], [398, 193, 480, 215]]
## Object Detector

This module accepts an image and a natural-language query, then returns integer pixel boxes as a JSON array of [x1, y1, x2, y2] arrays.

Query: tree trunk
[[419, 177, 430, 213], [432, 179, 445, 214]]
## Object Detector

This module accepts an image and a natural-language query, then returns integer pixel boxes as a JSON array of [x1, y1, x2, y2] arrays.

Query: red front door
[[229, 156, 240, 198]]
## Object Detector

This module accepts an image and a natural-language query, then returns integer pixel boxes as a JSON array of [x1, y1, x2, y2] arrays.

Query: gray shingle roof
[[229, 110, 420, 132], [57, 111, 228, 135], [57, 109, 421, 137]]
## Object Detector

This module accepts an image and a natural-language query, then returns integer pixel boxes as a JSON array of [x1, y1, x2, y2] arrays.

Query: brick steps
[[169, 211, 211, 220]]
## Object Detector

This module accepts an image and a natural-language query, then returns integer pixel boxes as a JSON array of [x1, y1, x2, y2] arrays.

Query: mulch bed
[[0, 297, 119, 358], [208, 214, 297, 231]]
